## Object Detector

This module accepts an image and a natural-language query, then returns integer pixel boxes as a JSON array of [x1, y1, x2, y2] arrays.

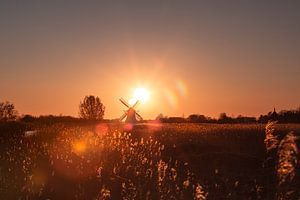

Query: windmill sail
[[119, 98, 142, 123]]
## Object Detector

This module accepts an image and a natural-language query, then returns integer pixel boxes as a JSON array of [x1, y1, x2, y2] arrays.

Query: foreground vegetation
[[0, 122, 299, 199]]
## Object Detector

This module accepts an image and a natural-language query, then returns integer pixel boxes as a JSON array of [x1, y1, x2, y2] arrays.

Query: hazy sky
[[0, 1, 299, 119]]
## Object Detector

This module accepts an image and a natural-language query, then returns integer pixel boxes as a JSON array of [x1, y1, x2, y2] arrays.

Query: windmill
[[119, 98, 143, 123]]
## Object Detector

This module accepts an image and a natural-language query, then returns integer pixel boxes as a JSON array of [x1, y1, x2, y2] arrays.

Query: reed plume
[[264, 121, 280, 153], [277, 131, 299, 199]]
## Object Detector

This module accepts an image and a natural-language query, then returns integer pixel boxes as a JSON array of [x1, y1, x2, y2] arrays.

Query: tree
[[218, 112, 233, 123], [187, 114, 208, 123], [79, 95, 105, 120], [155, 113, 164, 121], [0, 101, 18, 121]]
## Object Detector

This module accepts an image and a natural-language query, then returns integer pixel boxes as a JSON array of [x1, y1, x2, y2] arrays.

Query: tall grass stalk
[[277, 131, 299, 199], [264, 121, 299, 199], [265, 121, 279, 153]]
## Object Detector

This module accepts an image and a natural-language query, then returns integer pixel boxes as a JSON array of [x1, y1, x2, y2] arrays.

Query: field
[[1, 122, 299, 199]]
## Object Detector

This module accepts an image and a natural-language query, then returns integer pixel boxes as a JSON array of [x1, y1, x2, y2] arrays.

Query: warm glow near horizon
[[0, 1, 300, 119]]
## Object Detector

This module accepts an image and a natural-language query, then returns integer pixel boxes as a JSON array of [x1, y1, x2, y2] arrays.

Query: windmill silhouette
[[119, 98, 143, 123]]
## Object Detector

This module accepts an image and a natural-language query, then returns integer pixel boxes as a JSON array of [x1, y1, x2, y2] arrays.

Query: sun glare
[[129, 87, 150, 106]]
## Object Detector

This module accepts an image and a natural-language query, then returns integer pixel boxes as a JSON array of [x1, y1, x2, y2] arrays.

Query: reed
[[264, 121, 299, 199], [277, 131, 299, 199]]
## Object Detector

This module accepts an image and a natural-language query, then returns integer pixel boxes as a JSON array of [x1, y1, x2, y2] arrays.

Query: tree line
[[1, 96, 300, 123], [156, 108, 300, 123], [157, 108, 300, 123], [0, 95, 105, 123]]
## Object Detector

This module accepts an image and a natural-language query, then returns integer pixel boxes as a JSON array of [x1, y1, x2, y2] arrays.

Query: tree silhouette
[[0, 101, 18, 121], [79, 95, 105, 120], [188, 114, 208, 123], [155, 113, 164, 121], [218, 112, 234, 123]]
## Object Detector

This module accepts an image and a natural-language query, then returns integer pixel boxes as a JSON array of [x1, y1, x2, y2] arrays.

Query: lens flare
[[95, 123, 109, 136], [72, 140, 86, 154], [175, 79, 187, 97], [164, 88, 178, 108]]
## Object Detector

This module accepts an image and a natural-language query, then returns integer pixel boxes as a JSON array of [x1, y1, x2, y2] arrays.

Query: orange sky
[[0, 1, 300, 119]]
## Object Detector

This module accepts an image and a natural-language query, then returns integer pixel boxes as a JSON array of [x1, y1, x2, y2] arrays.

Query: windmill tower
[[119, 98, 143, 123]]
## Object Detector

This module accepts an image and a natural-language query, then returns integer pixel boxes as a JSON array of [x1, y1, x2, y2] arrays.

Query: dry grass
[[1, 122, 299, 199]]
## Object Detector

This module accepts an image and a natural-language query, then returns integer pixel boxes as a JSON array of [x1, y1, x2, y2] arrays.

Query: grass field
[[1, 122, 299, 199]]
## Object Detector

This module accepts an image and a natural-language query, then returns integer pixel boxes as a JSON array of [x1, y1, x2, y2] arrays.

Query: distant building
[[270, 108, 278, 120]]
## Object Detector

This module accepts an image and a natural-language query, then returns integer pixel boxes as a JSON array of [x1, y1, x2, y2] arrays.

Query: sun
[[129, 87, 150, 105]]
